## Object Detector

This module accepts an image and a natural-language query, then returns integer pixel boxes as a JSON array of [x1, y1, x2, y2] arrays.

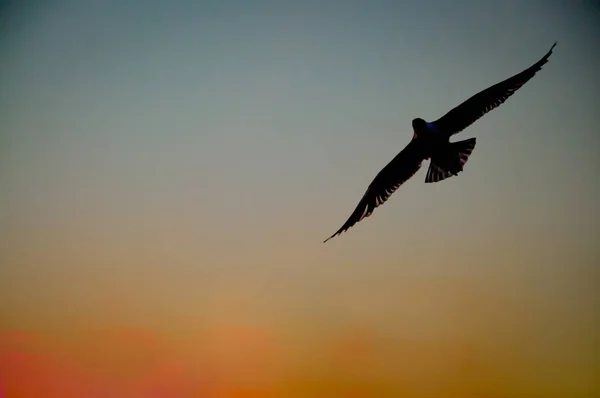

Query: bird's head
[[411, 118, 426, 138]]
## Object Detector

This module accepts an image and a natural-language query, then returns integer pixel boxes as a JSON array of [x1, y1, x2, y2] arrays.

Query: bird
[[323, 42, 557, 243]]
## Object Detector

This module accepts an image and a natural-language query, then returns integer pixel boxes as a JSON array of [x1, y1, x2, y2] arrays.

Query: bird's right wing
[[324, 140, 424, 243], [432, 42, 556, 136]]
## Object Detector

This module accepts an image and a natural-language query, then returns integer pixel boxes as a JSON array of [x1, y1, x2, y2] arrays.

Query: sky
[[0, 0, 599, 397]]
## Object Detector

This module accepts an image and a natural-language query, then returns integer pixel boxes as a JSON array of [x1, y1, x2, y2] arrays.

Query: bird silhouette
[[324, 42, 557, 243]]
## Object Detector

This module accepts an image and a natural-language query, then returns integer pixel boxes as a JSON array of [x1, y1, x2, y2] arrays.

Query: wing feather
[[323, 141, 424, 243], [432, 42, 556, 136]]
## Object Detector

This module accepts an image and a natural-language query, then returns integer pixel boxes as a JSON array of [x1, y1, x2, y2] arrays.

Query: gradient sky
[[1, 1, 599, 397]]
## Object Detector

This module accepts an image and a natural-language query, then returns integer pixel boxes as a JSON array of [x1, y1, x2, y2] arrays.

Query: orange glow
[[2, 325, 597, 398]]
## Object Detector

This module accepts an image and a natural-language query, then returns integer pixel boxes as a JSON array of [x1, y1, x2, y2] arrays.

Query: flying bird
[[324, 42, 557, 243]]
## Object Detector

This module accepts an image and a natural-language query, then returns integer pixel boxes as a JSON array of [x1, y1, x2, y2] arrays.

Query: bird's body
[[324, 42, 557, 243]]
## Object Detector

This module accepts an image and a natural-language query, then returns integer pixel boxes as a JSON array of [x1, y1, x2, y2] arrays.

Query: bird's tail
[[425, 138, 476, 183]]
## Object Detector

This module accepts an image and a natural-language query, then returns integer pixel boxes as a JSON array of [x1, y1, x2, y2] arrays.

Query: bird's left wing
[[432, 42, 556, 137], [323, 140, 424, 243]]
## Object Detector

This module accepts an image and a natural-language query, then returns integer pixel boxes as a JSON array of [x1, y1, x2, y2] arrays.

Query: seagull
[[324, 42, 557, 243]]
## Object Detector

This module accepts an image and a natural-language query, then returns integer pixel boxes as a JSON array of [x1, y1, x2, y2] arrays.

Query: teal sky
[[0, 1, 599, 395]]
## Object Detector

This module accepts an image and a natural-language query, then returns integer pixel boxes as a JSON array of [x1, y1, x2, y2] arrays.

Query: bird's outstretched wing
[[323, 140, 425, 243], [432, 42, 556, 136]]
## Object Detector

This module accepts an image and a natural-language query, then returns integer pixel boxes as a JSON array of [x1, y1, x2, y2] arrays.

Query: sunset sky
[[1, 1, 599, 397]]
